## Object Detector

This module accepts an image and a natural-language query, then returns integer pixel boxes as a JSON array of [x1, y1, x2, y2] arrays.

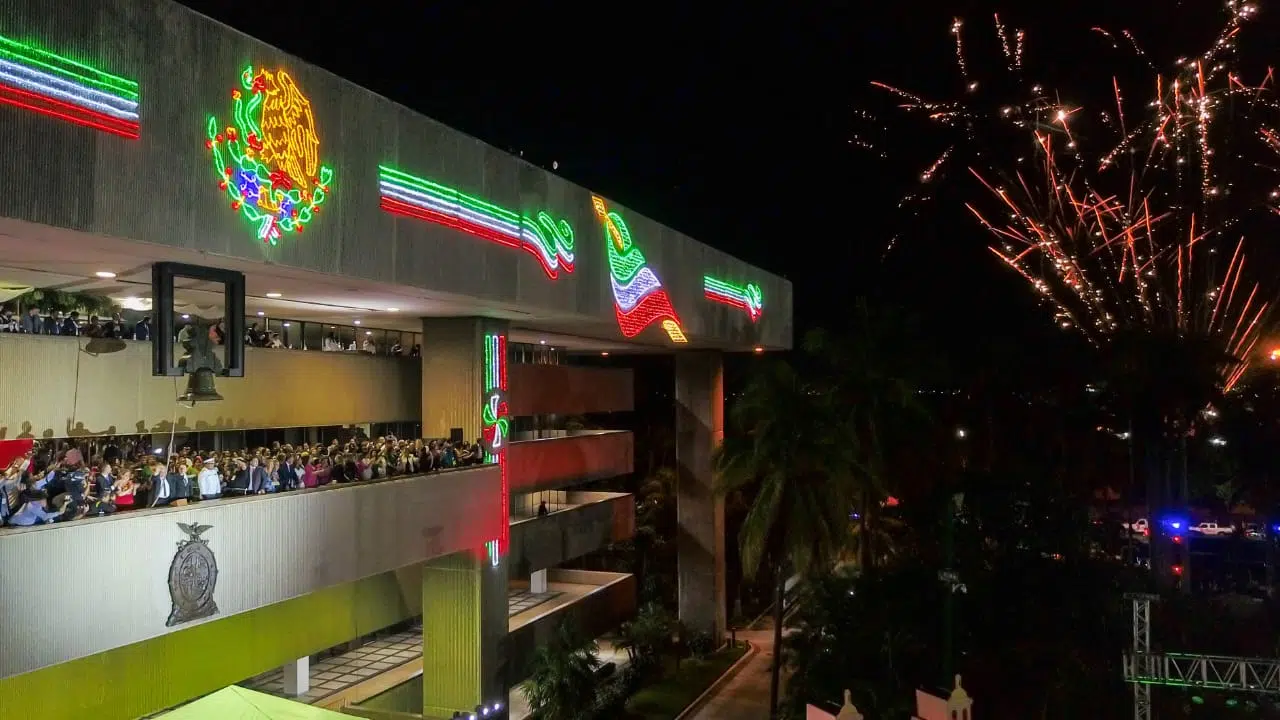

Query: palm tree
[[715, 357, 857, 718], [521, 618, 602, 720], [1100, 328, 1235, 591], [805, 306, 931, 570]]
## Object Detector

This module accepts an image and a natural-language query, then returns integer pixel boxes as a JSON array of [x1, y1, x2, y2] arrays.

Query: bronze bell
[[179, 367, 224, 403]]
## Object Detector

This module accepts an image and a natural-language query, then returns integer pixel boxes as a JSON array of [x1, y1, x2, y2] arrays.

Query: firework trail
[[869, 1, 1280, 390]]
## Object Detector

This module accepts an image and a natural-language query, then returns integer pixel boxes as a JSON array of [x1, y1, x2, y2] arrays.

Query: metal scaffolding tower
[[1125, 593, 1157, 720], [1122, 593, 1280, 719]]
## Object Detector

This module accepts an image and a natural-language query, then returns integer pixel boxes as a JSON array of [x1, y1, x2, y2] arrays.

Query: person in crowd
[[112, 468, 137, 510], [134, 315, 151, 341], [7, 489, 69, 526], [197, 457, 222, 500], [21, 306, 41, 334], [61, 311, 80, 336]]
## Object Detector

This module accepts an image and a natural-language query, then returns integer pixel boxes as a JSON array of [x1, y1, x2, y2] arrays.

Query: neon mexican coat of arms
[[206, 66, 334, 245], [166, 522, 219, 627]]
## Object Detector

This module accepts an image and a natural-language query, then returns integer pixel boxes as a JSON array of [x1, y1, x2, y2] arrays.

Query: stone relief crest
[[166, 522, 219, 627]]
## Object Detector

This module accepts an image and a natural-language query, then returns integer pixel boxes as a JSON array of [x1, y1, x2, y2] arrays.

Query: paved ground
[[687, 630, 780, 720]]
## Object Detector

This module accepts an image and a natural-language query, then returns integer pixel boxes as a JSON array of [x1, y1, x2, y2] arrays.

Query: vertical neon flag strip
[[591, 195, 688, 343], [704, 275, 764, 321], [378, 165, 575, 279], [0, 33, 139, 138], [481, 331, 510, 561]]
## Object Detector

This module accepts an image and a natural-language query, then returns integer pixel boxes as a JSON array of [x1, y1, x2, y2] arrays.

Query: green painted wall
[[420, 552, 482, 716], [0, 564, 424, 720]]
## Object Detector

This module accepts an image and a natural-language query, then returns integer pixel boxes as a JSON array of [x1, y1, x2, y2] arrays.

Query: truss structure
[[1123, 652, 1280, 694], [1126, 593, 1156, 720]]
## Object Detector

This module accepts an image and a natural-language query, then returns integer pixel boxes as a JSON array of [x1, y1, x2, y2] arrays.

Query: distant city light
[[955, 427, 967, 440], [1210, 436, 1227, 446]]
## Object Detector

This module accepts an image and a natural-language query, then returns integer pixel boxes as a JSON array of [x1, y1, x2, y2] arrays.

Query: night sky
[[178, 1, 1275, 355]]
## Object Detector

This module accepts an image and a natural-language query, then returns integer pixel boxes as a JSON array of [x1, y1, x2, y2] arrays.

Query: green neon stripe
[[379, 166, 519, 223], [0, 36, 138, 99]]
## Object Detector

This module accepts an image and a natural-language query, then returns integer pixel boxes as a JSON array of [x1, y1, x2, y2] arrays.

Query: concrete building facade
[[0, 1, 792, 717]]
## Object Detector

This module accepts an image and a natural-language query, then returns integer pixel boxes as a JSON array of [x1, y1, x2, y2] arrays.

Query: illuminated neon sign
[[591, 195, 688, 343], [206, 66, 333, 245], [704, 275, 764, 321], [378, 165, 575, 280], [481, 331, 510, 560], [0, 33, 139, 138]]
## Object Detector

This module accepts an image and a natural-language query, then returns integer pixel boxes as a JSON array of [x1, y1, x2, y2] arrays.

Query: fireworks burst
[[871, 1, 1280, 390]]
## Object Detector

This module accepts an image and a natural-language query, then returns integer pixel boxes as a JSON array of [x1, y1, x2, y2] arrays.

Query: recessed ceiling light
[[550, 347, 555, 351], [94, 271, 116, 278], [365, 330, 372, 335], [353, 320, 361, 325], [539, 340, 546, 345], [256, 311, 265, 316], [265, 292, 282, 299], [282, 322, 291, 327], [601, 352, 610, 357], [181, 314, 190, 320], [385, 307, 400, 312], [753, 346, 765, 353]]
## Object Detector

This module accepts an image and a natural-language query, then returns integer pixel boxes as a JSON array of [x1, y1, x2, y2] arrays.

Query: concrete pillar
[[420, 317, 508, 439], [675, 352, 727, 640], [281, 656, 309, 697], [422, 550, 508, 716], [530, 568, 548, 594]]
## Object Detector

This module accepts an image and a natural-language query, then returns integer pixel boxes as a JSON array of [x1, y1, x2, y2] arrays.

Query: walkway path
[[686, 630, 779, 720]]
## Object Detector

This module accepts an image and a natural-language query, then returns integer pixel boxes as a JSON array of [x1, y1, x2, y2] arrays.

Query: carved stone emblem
[[166, 522, 219, 627]]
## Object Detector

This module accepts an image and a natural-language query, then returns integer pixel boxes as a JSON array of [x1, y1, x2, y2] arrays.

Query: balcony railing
[[508, 491, 635, 573], [507, 430, 634, 493]]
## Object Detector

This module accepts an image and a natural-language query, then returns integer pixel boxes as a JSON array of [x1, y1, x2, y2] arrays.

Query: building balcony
[[0, 334, 420, 438], [507, 430, 634, 494], [507, 569, 636, 683], [508, 491, 635, 574], [507, 364, 633, 416], [0, 465, 501, 681]]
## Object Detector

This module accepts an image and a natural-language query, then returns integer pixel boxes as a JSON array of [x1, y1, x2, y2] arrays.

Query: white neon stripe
[[707, 287, 745, 303], [378, 177, 519, 224], [383, 180, 575, 271], [0, 59, 137, 118], [611, 267, 663, 312], [381, 184, 522, 238]]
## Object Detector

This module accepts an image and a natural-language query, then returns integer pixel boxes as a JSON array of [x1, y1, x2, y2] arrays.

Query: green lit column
[[422, 550, 508, 717]]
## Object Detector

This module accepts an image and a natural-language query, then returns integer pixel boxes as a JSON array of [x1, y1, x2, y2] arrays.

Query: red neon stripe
[[0, 82, 138, 139], [380, 196, 521, 249], [705, 290, 751, 312], [616, 290, 683, 338], [519, 239, 562, 280], [499, 332, 509, 555]]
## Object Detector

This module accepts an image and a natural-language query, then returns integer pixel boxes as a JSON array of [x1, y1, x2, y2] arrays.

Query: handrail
[[0, 462, 491, 537]]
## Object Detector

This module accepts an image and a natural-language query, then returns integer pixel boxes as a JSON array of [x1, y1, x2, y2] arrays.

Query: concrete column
[[675, 352, 727, 640], [422, 550, 509, 716], [281, 656, 309, 697], [530, 568, 548, 594], [420, 317, 508, 439]]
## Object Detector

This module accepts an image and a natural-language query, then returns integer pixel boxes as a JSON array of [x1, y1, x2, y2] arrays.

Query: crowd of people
[[0, 433, 489, 528]]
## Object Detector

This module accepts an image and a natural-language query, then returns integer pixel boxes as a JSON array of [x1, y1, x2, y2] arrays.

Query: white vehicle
[[1190, 522, 1234, 536]]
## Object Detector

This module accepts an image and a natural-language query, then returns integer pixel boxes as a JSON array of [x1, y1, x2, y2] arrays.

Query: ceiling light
[[282, 322, 291, 327], [256, 311, 265, 316], [265, 292, 282, 299], [365, 330, 372, 336], [181, 314, 190, 320], [550, 347, 555, 351], [353, 320, 361, 325], [753, 346, 764, 353], [601, 352, 610, 357], [94, 271, 116, 278], [385, 307, 400, 312], [539, 340, 546, 345]]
